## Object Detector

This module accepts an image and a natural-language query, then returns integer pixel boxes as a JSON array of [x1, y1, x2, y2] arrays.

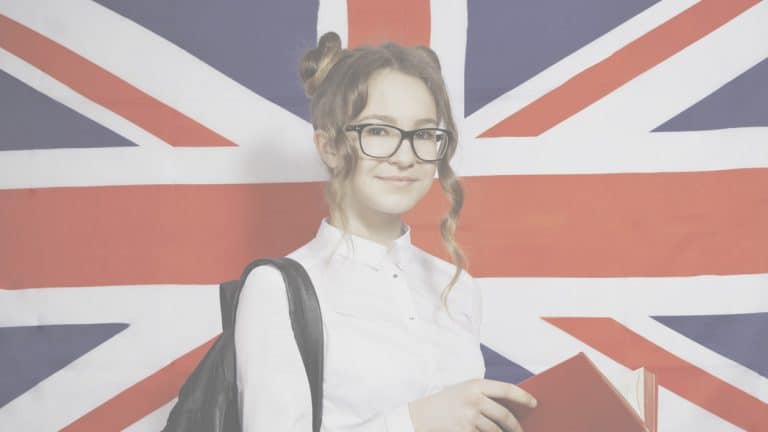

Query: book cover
[[495, 352, 652, 432]]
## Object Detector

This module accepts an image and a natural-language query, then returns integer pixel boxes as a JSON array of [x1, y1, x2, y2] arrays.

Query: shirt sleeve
[[235, 265, 314, 431], [470, 273, 483, 347], [469, 273, 487, 379], [234, 265, 418, 432]]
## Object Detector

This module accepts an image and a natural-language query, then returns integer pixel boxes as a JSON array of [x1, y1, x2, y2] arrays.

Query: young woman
[[234, 32, 537, 432]]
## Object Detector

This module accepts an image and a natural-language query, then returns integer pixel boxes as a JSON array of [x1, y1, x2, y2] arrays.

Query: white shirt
[[235, 216, 485, 431]]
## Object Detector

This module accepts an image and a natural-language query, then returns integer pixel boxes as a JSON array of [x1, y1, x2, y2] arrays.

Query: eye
[[415, 129, 439, 141], [363, 126, 393, 136]]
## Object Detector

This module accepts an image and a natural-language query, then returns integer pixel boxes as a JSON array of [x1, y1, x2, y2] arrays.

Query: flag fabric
[[1, 1, 767, 430]]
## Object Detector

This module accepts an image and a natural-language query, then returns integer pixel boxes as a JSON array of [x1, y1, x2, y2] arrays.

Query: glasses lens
[[359, 125, 448, 161], [413, 129, 448, 161], [359, 125, 400, 157]]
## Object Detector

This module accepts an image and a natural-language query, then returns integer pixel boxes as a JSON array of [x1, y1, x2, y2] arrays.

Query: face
[[338, 69, 439, 220]]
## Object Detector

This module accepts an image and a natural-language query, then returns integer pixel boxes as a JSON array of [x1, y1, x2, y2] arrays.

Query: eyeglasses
[[344, 123, 451, 162]]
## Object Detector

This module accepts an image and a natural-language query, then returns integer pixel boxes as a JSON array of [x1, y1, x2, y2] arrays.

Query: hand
[[408, 378, 537, 432]]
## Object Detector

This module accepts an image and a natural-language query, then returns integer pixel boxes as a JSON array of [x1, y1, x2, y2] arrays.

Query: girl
[[234, 32, 537, 432]]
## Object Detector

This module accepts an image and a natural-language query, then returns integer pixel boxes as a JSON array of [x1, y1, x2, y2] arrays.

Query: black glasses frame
[[344, 123, 452, 162]]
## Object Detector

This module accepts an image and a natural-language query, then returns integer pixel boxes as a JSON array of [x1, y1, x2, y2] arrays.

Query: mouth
[[376, 176, 418, 184]]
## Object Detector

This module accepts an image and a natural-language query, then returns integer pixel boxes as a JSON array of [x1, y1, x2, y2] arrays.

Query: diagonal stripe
[[0, 285, 219, 430], [652, 313, 768, 378], [480, 0, 762, 137], [0, 69, 136, 151], [0, 14, 235, 148], [1, 1, 314, 154], [0, 324, 128, 408], [534, 0, 768, 141], [61, 336, 217, 432], [544, 317, 768, 431], [1, 168, 766, 289], [654, 57, 768, 131], [464, 0, 660, 117], [91, 0, 318, 122], [347, 0, 430, 47]]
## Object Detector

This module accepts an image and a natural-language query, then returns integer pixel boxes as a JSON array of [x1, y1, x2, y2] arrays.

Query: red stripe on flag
[[347, 0, 430, 48], [0, 182, 327, 289], [480, 0, 762, 137], [459, 168, 768, 277], [0, 14, 236, 148], [543, 317, 768, 431], [2, 168, 766, 289], [62, 336, 218, 432]]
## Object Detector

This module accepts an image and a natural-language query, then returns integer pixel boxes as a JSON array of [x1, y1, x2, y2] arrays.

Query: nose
[[389, 136, 418, 165]]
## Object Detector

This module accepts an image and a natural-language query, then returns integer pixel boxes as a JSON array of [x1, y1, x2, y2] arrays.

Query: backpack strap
[[226, 257, 324, 432], [278, 257, 325, 432]]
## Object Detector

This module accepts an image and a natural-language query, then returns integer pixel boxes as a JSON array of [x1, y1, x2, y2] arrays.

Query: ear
[[314, 130, 340, 170]]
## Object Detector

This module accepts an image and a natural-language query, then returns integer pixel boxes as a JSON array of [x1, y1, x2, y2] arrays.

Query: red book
[[494, 352, 657, 432]]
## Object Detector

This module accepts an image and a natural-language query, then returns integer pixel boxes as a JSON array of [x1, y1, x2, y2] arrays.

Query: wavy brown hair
[[299, 32, 469, 313]]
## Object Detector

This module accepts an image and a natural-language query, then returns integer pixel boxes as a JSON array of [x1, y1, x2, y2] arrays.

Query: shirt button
[[392, 273, 398, 278], [409, 316, 415, 320]]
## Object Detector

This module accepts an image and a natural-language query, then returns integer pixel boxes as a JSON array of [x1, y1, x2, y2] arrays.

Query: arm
[[470, 274, 483, 347], [235, 265, 417, 432], [470, 274, 486, 377], [235, 265, 313, 431]]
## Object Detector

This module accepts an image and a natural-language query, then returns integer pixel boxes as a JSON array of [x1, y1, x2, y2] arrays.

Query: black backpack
[[162, 257, 324, 432]]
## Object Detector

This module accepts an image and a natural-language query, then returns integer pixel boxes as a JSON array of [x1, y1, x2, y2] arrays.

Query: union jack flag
[[1, 1, 766, 431]]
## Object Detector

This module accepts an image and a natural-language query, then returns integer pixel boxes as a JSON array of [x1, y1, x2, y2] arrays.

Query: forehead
[[355, 69, 438, 127]]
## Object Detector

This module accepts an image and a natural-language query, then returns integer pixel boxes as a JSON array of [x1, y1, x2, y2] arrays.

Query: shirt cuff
[[383, 402, 416, 432]]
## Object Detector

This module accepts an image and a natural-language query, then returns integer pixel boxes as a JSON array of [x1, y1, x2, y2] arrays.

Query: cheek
[[415, 174, 435, 196], [425, 165, 438, 180], [348, 163, 380, 197], [417, 165, 438, 188]]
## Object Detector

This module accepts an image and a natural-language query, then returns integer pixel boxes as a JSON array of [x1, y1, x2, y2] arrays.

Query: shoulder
[[236, 264, 289, 329], [413, 246, 483, 333], [409, 245, 479, 314], [240, 260, 287, 292], [239, 241, 323, 302], [409, 244, 476, 286]]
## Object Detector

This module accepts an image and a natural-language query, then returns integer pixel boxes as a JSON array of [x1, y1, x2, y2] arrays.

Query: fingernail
[[531, 398, 538, 408]]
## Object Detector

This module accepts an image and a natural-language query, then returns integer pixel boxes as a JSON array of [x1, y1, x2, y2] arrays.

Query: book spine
[[643, 369, 658, 432]]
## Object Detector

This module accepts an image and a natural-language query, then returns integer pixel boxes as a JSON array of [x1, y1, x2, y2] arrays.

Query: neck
[[328, 209, 404, 248]]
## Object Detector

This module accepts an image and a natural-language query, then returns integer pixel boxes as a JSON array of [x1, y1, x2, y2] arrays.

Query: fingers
[[476, 395, 523, 432], [474, 412, 504, 432], [476, 379, 537, 409], [480, 397, 523, 432]]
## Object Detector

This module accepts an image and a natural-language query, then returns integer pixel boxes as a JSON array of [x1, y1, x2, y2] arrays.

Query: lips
[[377, 176, 417, 182]]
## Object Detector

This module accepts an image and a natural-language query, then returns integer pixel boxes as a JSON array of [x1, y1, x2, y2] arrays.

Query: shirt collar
[[314, 216, 413, 271]]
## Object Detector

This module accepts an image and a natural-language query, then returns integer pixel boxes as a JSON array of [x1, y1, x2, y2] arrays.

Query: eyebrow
[[355, 114, 438, 127]]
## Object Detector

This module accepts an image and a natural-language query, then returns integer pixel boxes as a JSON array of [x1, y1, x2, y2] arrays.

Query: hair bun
[[415, 45, 442, 71], [300, 31, 343, 98]]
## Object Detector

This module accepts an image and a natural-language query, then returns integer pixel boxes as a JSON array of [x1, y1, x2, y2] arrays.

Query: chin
[[370, 200, 419, 216]]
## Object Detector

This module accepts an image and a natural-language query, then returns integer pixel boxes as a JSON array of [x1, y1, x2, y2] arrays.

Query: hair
[[299, 31, 469, 314]]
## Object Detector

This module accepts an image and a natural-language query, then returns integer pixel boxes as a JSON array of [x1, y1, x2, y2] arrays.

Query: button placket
[[387, 264, 417, 323]]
